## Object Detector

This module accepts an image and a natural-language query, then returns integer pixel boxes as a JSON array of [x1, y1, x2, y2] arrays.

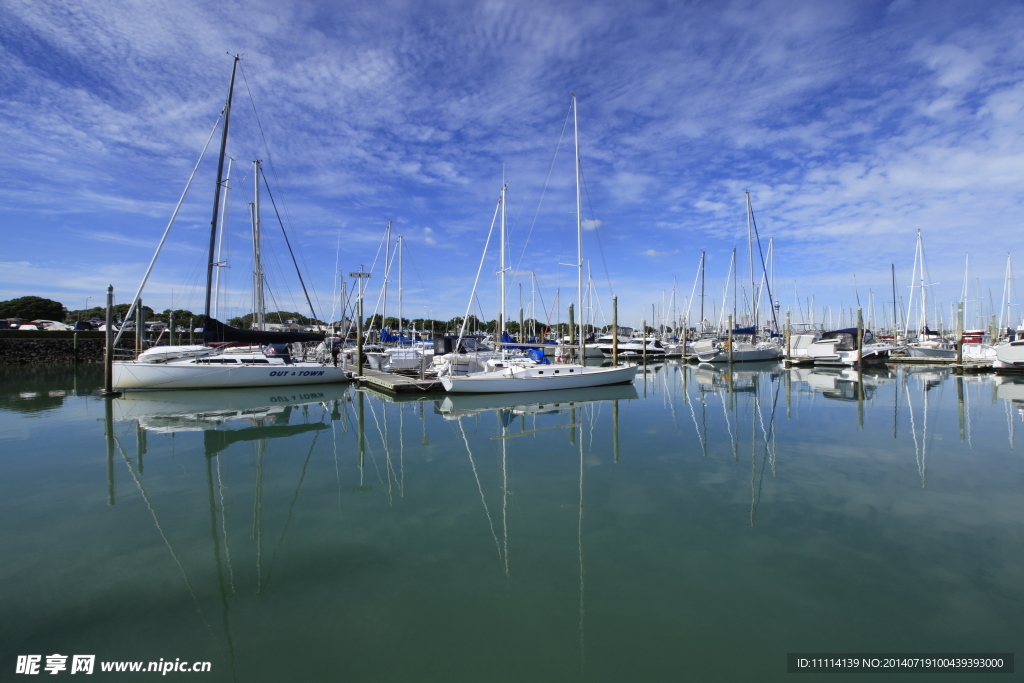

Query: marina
[[2, 362, 1022, 681], [5, 2, 1024, 680]]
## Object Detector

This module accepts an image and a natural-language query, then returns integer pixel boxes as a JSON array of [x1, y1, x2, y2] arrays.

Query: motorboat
[[590, 334, 666, 359], [995, 340, 1024, 370], [806, 328, 894, 366]]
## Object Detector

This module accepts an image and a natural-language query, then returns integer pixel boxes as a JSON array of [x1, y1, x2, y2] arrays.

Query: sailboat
[[693, 196, 783, 363], [903, 231, 955, 359], [441, 94, 638, 393], [112, 57, 350, 391]]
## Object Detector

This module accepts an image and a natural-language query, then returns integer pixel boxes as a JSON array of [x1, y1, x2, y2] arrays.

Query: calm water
[[1, 362, 1022, 681]]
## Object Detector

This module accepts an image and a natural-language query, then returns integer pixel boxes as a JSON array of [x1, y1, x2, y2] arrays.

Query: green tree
[[112, 303, 155, 323], [228, 311, 324, 328], [0, 296, 66, 321], [151, 309, 195, 325]]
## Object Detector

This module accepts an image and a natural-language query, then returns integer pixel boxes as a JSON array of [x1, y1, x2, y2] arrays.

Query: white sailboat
[[442, 94, 638, 393], [903, 231, 955, 359], [693, 198, 782, 364], [112, 57, 349, 391]]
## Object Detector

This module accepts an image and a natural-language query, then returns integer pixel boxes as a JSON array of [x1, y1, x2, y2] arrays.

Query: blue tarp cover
[[527, 349, 551, 364]]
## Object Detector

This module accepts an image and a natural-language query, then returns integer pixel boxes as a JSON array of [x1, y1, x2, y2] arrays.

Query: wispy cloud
[[3, 0, 1024, 321]]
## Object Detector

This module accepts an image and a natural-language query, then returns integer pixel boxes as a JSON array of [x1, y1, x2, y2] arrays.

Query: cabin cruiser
[[589, 333, 666, 359], [959, 329, 997, 361], [806, 328, 895, 366]]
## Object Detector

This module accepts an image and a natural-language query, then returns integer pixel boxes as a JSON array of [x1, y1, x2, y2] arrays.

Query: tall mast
[[918, 231, 927, 331], [383, 221, 391, 332], [398, 235, 404, 339], [500, 183, 507, 347], [732, 246, 738, 330], [212, 157, 234, 319], [745, 191, 756, 332], [251, 160, 265, 331], [572, 93, 584, 355], [204, 55, 240, 321], [700, 250, 705, 331]]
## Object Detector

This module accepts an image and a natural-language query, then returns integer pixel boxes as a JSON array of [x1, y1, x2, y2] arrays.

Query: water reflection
[[0, 364, 102, 414], [97, 380, 646, 679]]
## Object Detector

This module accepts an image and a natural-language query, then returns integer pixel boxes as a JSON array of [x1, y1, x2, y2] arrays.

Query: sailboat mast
[[212, 157, 233, 320], [252, 160, 265, 331], [745, 191, 757, 332], [398, 235, 404, 339], [572, 93, 584, 357], [732, 247, 738, 330], [500, 183, 507, 347], [700, 250, 705, 332], [204, 55, 240, 321]]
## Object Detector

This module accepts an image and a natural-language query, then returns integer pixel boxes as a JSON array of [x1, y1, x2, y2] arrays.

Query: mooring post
[[101, 285, 121, 397], [135, 297, 143, 356], [642, 319, 648, 365], [612, 296, 619, 367], [727, 315, 734, 365], [856, 308, 864, 368], [785, 310, 791, 364], [956, 301, 964, 365], [356, 298, 364, 377]]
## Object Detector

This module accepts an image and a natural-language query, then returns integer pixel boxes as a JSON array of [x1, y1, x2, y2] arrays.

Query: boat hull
[[112, 360, 351, 391], [696, 346, 782, 363], [995, 340, 1024, 369], [906, 345, 956, 359], [441, 363, 638, 393]]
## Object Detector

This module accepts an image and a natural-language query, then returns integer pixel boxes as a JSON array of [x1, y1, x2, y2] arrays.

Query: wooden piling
[[856, 308, 864, 368], [727, 315, 733, 365], [100, 285, 120, 397], [956, 301, 963, 365], [356, 298, 364, 376], [612, 296, 619, 366]]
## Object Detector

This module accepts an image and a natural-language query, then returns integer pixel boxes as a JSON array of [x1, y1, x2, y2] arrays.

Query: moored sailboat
[[112, 57, 349, 391], [442, 94, 637, 393]]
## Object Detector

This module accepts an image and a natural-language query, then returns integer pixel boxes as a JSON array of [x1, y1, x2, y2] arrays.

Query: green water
[[1, 363, 1021, 681]]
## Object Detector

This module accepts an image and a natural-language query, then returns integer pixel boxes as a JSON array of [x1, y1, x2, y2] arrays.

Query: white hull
[[113, 360, 350, 391], [963, 343, 997, 361], [810, 347, 892, 366], [438, 383, 639, 417], [441, 363, 638, 393], [696, 345, 782, 363], [905, 345, 956, 359], [995, 340, 1024, 369]]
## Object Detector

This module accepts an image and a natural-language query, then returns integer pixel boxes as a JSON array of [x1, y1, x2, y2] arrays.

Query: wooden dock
[[357, 368, 445, 394]]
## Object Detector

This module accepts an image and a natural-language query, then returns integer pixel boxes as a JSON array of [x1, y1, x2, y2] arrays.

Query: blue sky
[[2, 0, 1022, 331]]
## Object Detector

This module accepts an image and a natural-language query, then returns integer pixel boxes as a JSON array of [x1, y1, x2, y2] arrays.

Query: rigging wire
[[240, 63, 323, 321]]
